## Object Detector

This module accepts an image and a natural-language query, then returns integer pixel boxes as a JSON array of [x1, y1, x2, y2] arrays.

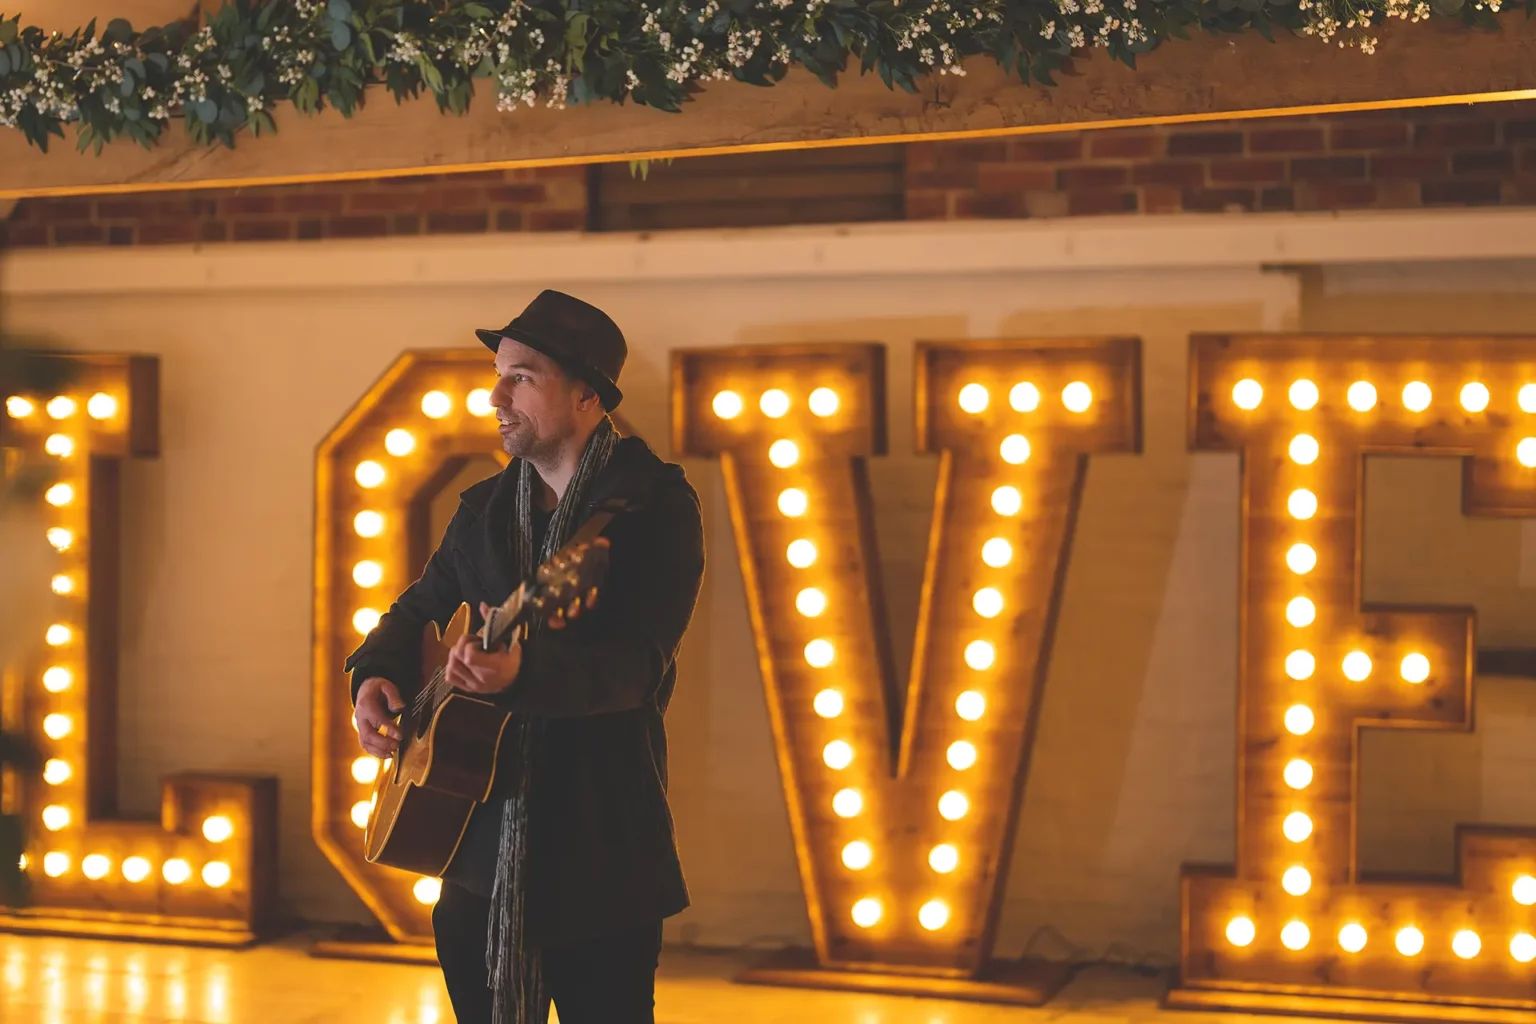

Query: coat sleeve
[[343, 506, 470, 706], [501, 483, 705, 718]]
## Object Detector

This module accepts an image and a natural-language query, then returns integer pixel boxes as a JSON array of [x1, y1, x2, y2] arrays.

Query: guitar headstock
[[530, 537, 611, 629]]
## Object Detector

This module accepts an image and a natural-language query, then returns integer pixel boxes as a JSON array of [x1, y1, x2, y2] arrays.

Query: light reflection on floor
[[0, 929, 1204, 1024]]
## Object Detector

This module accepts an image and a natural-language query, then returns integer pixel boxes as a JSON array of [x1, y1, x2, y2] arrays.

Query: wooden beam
[[0, 18, 1533, 198]]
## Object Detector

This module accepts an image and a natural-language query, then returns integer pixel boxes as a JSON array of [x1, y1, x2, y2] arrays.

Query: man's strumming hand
[[355, 677, 404, 758], [444, 602, 524, 695]]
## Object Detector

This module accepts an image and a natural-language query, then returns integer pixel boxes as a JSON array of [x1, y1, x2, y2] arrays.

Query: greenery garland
[[0, 0, 1524, 156]]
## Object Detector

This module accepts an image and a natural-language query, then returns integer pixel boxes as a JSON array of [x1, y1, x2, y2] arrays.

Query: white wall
[[4, 215, 1536, 962]]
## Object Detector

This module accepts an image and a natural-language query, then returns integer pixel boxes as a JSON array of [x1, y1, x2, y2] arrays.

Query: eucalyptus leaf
[[332, 21, 353, 50], [0, 51, 10, 77]]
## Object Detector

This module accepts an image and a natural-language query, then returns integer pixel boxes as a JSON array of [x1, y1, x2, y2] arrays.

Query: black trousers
[[432, 882, 663, 1024]]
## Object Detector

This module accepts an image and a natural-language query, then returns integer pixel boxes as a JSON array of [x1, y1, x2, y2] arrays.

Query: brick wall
[[4, 100, 1536, 247], [0, 165, 585, 248], [907, 101, 1536, 219]]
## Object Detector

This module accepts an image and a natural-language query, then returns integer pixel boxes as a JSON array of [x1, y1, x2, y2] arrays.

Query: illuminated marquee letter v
[[673, 339, 1141, 1000]]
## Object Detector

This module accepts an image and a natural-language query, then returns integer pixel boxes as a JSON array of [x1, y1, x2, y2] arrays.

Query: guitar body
[[362, 603, 513, 876]]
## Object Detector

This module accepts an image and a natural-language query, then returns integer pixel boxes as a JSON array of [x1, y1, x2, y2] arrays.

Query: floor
[[0, 930, 1262, 1024]]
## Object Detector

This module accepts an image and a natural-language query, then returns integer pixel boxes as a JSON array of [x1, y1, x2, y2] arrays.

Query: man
[[345, 290, 705, 1024]]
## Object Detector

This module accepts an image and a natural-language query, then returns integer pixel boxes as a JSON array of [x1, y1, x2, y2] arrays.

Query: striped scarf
[[488, 415, 618, 1024]]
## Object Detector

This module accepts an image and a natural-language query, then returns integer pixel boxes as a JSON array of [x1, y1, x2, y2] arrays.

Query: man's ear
[[577, 384, 601, 411]]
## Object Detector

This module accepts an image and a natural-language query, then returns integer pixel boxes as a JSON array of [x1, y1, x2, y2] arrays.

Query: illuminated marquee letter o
[[1172, 334, 1536, 1020], [673, 339, 1139, 995], [1, 353, 277, 944]]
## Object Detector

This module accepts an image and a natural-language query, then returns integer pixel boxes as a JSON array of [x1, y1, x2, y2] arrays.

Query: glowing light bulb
[[958, 383, 990, 414], [162, 858, 192, 885], [1232, 379, 1263, 410], [6, 396, 35, 418], [786, 539, 817, 568], [354, 461, 386, 488], [352, 561, 384, 588], [1521, 385, 1536, 414], [1286, 598, 1316, 627], [201, 861, 232, 888], [938, 790, 969, 821], [809, 388, 839, 417], [44, 483, 74, 507], [43, 852, 69, 877], [822, 740, 854, 770], [1289, 380, 1319, 411], [813, 689, 844, 718], [1282, 866, 1312, 895], [1226, 917, 1256, 947], [45, 624, 71, 646], [42, 714, 71, 740], [760, 389, 790, 418], [852, 898, 882, 928], [46, 527, 73, 552], [947, 741, 978, 770], [1284, 759, 1314, 790], [842, 841, 872, 870], [44, 434, 74, 457], [384, 429, 415, 457], [1010, 382, 1041, 412], [1060, 382, 1092, 413], [1342, 651, 1372, 682], [1283, 812, 1313, 842], [350, 800, 372, 828], [467, 389, 494, 417], [955, 691, 986, 721], [352, 756, 381, 785], [1453, 930, 1481, 959], [1519, 439, 1536, 468], [1396, 926, 1425, 956], [1400, 653, 1430, 684], [929, 844, 959, 873], [964, 641, 995, 671], [414, 876, 442, 905], [43, 759, 71, 785], [201, 816, 234, 843], [777, 488, 808, 518], [832, 789, 863, 818], [999, 434, 1031, 465], [1281, 921, 1311, 950], [1513, 934, 1536, 963], [1348, 381, 1378, 411], [991, 486, 1022, 516], [972, 588, 1003, 618], [1285, 650, 1315, 680], [85, 393, 117, 420], [50, 575, 73, 595], [795, 588, 826, 617], [1286, 543, 1317, 575], [122, 857, 150, 883], [421, 391, 452, 419], [768, 440, 800, 468], [805, 639, 835, 668], [919, 900, 951, 931], [1340, 923, 1368, 953], [41, 805, 70, 831], [1513, 875, 1536, 905], [46, 396, 77, 419], [981, 538, 1012, 567], [1402, 381, 1432, 413], [352, 609, 381, 635], [1460, 383, 1490, 413], [1284, 705, 1314, 735], [1289, 434, 1319, 465], [354, 510, 385, 537], [43, 667, 71, 692], [1287, 489, 1317, 520]]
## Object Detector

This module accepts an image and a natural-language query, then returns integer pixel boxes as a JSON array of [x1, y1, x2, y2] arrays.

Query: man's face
[[490, 337, 586, 462]]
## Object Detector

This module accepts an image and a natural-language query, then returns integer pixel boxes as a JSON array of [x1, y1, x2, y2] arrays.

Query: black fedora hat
[[475, 290, 626, 410]]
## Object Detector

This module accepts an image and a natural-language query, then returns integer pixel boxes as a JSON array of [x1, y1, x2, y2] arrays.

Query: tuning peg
[[567, 597, 583, 619], [586, 587, 599, 609], [549, 609, 567, 630]]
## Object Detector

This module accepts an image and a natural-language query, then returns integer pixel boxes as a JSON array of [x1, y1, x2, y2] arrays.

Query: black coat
[[343, 435, 705, 947]]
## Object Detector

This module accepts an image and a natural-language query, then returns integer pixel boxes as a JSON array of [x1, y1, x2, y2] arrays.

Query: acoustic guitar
[[361, 534, 611, 877]]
